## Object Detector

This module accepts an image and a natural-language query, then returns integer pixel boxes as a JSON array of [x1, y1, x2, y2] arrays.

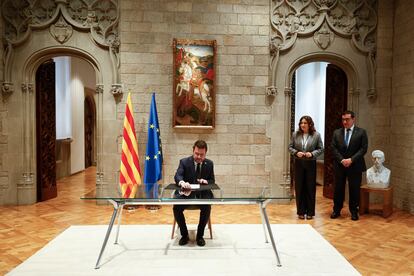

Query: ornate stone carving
[[28, 83, 34, 94], [96, 84, 104, 94], [270, 0, 378, 98], [271, 0, 377, 53], [351, 88, 361, 96], [111, 84, 123, 96], [21, 83, 28, 93], [50, 16, 73, 44], [313, 22, 334, 49], [109, 33, 121, 53], [269, 35, 282, 57], [2, 0, 119, 49], [284, 87, 293, 96], [367, 88, 376, 99], [2, 82, 14, 96], [22, 172, 34, 184], [266, 86, 277, 96], [22, 83, 34, 94], [1, 0, 122, 99], [314, 0, 336, 10]]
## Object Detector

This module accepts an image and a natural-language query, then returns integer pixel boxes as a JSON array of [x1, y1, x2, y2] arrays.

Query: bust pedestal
[[359, 185, 393, 218]]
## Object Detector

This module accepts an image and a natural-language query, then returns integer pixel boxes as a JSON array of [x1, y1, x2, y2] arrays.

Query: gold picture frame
[[172, 38, 216, 129]]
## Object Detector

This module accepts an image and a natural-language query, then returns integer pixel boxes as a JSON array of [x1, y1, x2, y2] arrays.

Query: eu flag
[[144, 93, 163, 197]]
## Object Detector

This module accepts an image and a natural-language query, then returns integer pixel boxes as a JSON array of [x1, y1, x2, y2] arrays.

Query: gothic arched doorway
[[35, 56, 97, 202], [290, 62, 348, 199]]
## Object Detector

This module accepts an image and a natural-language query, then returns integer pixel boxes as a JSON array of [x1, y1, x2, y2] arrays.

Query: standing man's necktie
[[345, 128, 351, 147], [196, 163, 201, 179]]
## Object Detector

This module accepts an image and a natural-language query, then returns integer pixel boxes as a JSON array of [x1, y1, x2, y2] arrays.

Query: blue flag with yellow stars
[[144, 93, 163, 197]]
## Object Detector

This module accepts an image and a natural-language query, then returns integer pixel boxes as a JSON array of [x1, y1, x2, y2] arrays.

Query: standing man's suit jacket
[[174, 156, 215, 199], [331, 126, 368, 173]]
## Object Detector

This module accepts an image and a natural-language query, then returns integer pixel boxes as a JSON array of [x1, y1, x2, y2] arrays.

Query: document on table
[[190, 184, 200, 189]]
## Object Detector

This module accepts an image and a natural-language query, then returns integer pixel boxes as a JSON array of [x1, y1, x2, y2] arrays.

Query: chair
[[171, 206, 213, 239], [162, 183, 220, 239]]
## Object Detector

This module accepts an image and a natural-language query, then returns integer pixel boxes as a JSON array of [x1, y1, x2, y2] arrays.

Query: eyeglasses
[[342, 117, 353, 122]]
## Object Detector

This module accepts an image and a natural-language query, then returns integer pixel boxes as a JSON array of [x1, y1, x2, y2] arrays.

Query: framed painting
[[173, 38, 216, 129]]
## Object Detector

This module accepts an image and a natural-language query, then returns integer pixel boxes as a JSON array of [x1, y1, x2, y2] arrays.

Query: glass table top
[[81, 183, 292, 202]]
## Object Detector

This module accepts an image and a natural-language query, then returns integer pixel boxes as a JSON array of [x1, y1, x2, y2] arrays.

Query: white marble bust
[[366, 150, 391, 188]]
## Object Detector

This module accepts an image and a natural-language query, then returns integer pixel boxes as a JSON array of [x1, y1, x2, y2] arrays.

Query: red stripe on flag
[[123, 105, 141, 177], [119, 92, 142, 198], [121, 150, 138, 184], [122, 127, 141, 176]]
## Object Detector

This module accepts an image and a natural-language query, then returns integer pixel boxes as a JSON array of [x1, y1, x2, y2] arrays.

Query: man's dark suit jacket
[[331, 126, 368, 173], [174, 156, 215, 199]]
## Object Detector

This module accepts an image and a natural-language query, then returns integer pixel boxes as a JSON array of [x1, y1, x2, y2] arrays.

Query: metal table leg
[[260, 200, 282, 267], [259, 204, 269, 243], [95, 200, 120, 269], [114, 204, 124, 244]]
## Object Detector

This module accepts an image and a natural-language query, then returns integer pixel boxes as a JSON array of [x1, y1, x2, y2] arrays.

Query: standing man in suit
[[331, 111, 368, 221], [173, 140, 215, 246]]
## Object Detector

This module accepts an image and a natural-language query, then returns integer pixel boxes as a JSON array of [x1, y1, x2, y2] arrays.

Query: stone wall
[[119, 0, 272, 195], [391, 0, 414, 213], [0, 9, 7, 200], [372, 0, 393, 156], [362, 1, 393, 204]]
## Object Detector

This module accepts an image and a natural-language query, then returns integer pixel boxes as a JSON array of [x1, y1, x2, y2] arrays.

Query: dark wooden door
[[84, 96, 94, 168], [323, 64, 347, 199], [290, 72, 296, 192], [36, 60, 57, 201]]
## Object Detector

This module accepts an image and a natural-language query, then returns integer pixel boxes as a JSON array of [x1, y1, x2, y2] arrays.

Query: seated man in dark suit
[[173, 139, 215, 247]]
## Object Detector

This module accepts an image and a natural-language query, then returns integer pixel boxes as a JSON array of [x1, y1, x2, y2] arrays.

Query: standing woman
[[289, 116, 324, 219]]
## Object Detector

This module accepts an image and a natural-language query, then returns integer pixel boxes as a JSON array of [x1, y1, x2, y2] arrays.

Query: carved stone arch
[[22, 47, 103, 85], [12, 46, 109, 204], [280, 53, 361, 190], [1, 0, 122, 97], [1, 0, 123, 205], [266, 37, 370, 197], [284, 53, 359, 95], [0, 22, 118, 204]]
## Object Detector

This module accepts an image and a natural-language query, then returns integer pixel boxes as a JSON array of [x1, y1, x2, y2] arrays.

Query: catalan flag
[[144, 93, 163, 197], [119, 92, 142, 198]]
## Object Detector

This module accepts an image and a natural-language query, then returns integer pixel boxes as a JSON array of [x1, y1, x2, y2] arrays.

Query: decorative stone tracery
[[50, 16, 73, 44], [1, 0, 122, 97], [269, 0, 377, 98]]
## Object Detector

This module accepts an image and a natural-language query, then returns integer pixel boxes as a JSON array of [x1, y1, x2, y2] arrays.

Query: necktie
[[345, 129, 351, 147], [196, 163, 201, 179]]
